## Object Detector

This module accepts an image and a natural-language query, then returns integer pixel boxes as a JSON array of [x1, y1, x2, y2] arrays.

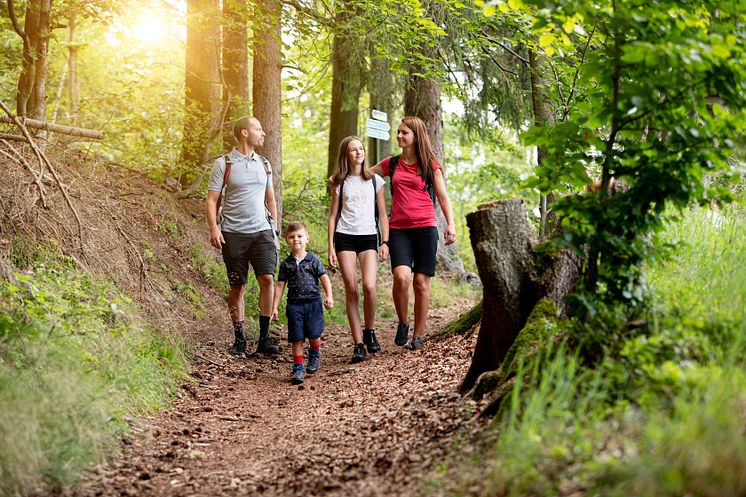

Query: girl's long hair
[[331, 136, 371, 186], [401, 116, 437, 185]]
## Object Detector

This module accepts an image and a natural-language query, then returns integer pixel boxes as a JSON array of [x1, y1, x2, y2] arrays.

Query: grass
[[429, 202, 746, 496], [0, 249, 188, 494]]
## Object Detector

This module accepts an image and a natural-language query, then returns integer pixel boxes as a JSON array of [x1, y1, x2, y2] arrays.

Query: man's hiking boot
[[291, 364, 305, 384], [307, 350, 321, 374], [394, 323, 410, 346], [410, 336, 425, 351], [363, 329, 381, 353], [351, 343, 366, 364], [228, 328, 247, 356], [256, 332, 279, 355]]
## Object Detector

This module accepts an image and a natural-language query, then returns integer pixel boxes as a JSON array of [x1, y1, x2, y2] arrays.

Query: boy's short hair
[[284, 221, 308, 237]]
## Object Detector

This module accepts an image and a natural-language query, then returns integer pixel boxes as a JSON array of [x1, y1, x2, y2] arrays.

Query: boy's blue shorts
[[286, 300, 325, 342]]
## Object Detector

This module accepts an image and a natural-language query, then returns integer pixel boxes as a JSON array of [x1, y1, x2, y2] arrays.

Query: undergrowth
[[432, 202, 746, 496], [0, 248, 188, 495]]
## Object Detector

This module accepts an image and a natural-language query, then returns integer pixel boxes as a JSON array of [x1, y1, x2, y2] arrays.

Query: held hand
[[324, 296, 334, 309], [379, 243, 389, 262], [210, 227, 225, 249], [444, 225, 457, 246]]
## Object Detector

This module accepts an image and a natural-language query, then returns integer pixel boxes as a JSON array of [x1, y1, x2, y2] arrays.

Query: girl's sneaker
[[291, 364, 305, 384], [410, 336, 425, 350], [395, 323, 410, 346], [363, 329, 381, 353], [351, 343, 366, 363]]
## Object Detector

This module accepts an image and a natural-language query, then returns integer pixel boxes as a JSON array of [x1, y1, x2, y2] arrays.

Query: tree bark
[[252, 0, 283, 226], [67, 16, 80, 125], [11, 0, 51, 119], [459, 199, 581, 394], [404, 65, 466, 277], [367, 53, 393, 167], [28, 0, 51, 120], [327, 5, 364, 185], [222, 0, 250, 149], [181, 0, 221, 187], [530, 49, 558, 237]]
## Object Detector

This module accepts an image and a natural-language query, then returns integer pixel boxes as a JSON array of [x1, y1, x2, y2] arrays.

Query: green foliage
[[524, 0, 746, 303], [0, 249, 187, 492], [431, 193, 746, 497]]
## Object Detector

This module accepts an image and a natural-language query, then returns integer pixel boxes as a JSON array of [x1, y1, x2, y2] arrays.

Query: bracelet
[[380, 240, 389, 246]]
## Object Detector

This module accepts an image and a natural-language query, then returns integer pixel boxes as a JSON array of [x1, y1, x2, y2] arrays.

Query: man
[[206, 116, 280, 356]]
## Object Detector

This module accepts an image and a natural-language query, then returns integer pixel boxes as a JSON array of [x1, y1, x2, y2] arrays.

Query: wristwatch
[[380, 240, 389, 246]]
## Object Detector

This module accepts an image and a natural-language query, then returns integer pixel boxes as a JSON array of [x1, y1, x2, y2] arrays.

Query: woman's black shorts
[[333, 232, 378, 253], [389, 227, 438, 276]]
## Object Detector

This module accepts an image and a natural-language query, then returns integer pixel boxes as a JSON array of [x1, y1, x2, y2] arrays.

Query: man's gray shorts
[[221, 229, 277, 286]]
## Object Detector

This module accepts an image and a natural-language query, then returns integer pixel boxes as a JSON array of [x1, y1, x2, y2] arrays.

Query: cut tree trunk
[[0, 115, 103, 139], [459, 199, 581, 394]]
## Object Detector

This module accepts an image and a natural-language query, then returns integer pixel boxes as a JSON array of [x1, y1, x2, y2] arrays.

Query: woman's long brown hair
[[330, 135, 371, 186], [401, 116, 436, 185]]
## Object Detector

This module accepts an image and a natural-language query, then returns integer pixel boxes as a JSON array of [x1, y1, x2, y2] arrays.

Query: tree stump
[[459, 199, 581, 394]]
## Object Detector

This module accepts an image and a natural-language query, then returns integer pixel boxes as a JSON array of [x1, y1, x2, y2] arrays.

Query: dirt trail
[[71, 305, 479, 497]]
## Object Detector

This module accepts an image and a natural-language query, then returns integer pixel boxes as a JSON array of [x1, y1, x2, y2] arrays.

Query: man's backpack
[[388, 155, 436, 208], [334, 175, 381, 244]]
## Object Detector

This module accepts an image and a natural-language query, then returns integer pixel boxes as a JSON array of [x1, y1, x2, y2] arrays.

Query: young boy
[[271, 222, 334, 384]]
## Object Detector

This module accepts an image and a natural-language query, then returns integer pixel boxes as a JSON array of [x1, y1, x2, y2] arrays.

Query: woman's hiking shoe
[[291, 364, 305, 384], [410, 336, 426, 350], [394, 323, 410, 346], [307, 350, 321, 374], [351, 343, 367, 363], [363, 329, 381, 353]]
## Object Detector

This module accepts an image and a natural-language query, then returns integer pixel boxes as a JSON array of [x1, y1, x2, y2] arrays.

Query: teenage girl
[[328, 136, 390, 363], [369, 117, 456, 350]]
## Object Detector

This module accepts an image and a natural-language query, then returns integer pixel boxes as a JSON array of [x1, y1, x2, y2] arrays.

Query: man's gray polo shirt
[[208, 148, 272, 235]]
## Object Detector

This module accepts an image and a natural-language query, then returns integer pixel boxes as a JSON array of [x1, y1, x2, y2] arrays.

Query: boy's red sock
[[293, 355, 303, 365], [310, 343, 320, 352]]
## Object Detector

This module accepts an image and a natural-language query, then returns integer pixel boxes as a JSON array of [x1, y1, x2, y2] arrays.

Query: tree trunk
[[404, 65, 466, 277], [252, 0, 283, 226], [28, 0, 51, 120], [327, 7, 364, 185], [530, 49, 558, 237], [459, 199, 581, 394], [181, 0, 221, 187], [67, 16, 80, 125], [222, 0, 250, 149], [367, 53, 393, 166]]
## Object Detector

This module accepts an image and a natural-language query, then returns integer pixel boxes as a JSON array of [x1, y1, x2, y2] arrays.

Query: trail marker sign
[[367, 109, 389, 141]]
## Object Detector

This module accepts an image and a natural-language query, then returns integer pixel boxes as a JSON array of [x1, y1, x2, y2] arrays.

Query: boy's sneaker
[[351, 343, 366, 364], [307, 350, 321, 374], [291, 364, 305, 384], [363, 329, 381, 353], [410, 336, 425, 350], [394, 323, 410, 346]]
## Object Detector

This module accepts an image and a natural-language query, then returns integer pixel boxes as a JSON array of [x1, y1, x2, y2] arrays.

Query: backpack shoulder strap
[[217, 155, 232, 211], [257, 154, 272, 188], [334, 178, 345, 232], [388, 155, 400, 200]]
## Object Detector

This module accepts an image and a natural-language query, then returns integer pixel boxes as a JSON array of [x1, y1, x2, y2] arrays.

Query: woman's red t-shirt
[[380, 156, 440, 229]]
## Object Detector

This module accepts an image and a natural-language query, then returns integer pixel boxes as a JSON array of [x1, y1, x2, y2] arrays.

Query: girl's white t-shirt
[[334, 174, 384, 235]]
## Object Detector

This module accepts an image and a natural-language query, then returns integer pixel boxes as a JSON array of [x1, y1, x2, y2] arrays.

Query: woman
[[370, 116, 456, 350], [328, 136, 390, 363]]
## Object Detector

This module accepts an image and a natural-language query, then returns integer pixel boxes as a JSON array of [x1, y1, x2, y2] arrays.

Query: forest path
[[72, 300, 478, 497]]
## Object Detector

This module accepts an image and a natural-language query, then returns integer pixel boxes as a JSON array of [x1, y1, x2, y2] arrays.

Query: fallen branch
[[0, 114, 103, 140], [0, 102, 84, 249], [0, 139, 48, 208], [112, 219, 147, 293], [0, 132, 28, 142]]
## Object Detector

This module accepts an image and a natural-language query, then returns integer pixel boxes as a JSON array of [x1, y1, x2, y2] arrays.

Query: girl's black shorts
[[334, 232, 378, 253]]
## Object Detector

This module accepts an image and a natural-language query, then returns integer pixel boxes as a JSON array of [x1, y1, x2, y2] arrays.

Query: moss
[[531, 240, 562, 270], [433, 300, 483, 341], [499, 298, 559, 377]]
